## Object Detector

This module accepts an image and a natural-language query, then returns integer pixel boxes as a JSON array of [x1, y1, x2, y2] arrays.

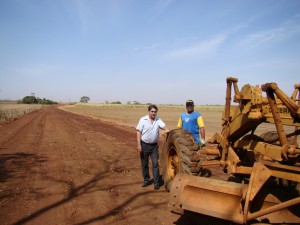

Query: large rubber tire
[[161, 129, 201, 191]]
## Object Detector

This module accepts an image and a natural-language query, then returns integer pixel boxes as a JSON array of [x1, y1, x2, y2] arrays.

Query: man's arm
[[136, 130, 142, 152], [200, 127, 205, 144], [197, 116, 205, 144], [162, 125, 170, 134]]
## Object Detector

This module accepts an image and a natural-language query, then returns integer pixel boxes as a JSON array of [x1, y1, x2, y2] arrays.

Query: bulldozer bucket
[[169, 173, 300, 224], [170, 173, 245, 224]]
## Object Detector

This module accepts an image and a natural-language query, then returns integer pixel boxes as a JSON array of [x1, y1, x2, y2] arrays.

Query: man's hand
[[136, 131, 142, 152], [200, 138, 205, 146], [137, 144, 142, 152]]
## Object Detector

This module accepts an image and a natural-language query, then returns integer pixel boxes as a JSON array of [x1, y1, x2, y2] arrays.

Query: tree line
[[80, 96, 149, 105], [19, 96, 57, 104]]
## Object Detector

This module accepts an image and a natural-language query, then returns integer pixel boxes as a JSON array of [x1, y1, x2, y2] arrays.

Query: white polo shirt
[[136, 115, 166, 144]]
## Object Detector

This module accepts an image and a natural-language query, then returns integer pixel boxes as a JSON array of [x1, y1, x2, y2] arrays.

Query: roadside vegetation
[[0, 102, 44, 122], [19, 95, 57, 104], [0, 95, 57, 122]]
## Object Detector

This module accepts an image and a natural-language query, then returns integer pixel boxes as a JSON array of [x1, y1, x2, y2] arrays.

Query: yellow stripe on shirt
[[197, 116, 204, 128]]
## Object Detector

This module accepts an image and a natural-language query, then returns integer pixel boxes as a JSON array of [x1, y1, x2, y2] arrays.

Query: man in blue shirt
[[177, 100, 206, 146]]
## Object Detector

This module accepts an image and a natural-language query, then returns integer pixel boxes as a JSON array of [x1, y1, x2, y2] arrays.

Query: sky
[[1, 0, 300, 105]]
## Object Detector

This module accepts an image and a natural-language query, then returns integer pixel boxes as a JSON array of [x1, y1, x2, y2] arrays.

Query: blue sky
[[1, 0, 300, 105]]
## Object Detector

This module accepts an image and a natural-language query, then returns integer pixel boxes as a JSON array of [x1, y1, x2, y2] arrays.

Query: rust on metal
[[164, 77, 300, 224]]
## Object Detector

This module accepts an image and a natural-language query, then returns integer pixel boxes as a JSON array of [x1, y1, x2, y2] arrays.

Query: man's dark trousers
[[140, 142, 159, 186]]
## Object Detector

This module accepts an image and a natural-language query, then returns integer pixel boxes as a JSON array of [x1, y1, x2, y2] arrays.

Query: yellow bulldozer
[[161, 77, 300, 224]]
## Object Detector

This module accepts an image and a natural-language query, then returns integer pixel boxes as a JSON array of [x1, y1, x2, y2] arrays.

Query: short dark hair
[[148, 104, 158, 111]]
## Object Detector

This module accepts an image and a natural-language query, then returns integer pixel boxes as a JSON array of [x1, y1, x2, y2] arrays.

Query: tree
[[80, 96, 90, 103], [20, 95, 57, 104], [133, 100, 141, 105], [111, 101, 121, 104], [22, 96, 38, 104], [37, 97, 57, 104]]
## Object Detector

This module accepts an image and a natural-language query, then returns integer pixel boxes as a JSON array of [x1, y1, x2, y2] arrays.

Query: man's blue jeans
[[140, 142, 159, 185]]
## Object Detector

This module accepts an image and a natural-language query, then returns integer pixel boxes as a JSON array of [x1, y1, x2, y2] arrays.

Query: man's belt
[[141, 140, 158, 146]]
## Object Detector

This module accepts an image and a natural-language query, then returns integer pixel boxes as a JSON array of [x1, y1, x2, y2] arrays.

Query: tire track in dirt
[[0, 107, 47, 147]]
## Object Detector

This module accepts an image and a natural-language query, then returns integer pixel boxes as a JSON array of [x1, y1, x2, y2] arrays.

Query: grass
[[0, 103, 43, 122]]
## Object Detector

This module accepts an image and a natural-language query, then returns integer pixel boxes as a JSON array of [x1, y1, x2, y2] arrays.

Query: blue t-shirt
[[179, 111, 202, 144]]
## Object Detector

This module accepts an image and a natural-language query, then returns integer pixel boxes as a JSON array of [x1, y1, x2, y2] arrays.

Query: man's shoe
[[141, 181, 151, 187], [154, 184, 160, 190]]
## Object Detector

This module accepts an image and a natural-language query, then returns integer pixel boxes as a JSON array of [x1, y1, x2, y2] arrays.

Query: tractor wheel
[[161, 129, 201, 191]]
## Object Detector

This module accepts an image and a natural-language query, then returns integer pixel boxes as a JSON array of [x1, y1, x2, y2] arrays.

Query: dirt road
[[1, 106, 229, 225]]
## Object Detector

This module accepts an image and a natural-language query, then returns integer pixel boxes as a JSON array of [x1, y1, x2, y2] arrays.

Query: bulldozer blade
[[169, 173, 245, 223], [169, 173, 300, 224]]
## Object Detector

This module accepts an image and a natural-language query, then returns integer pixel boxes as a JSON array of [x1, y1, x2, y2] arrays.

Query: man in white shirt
[[136, 105, 169, 190]]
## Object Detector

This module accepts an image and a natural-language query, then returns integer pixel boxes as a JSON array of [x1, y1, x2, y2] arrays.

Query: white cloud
[[163, 35, 226, 60], [238, 14, 300, 48], [239, 28, 284, 48]]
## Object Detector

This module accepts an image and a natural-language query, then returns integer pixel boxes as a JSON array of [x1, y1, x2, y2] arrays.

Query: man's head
[[148, 104, 158, 119], [186, 100, 194, 113]]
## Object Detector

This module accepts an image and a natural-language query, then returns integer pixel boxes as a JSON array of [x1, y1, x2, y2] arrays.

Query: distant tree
[[127, 101, 131, 104], [133, 101, 141, 105], [20, 95, 57, 104], [37, 97, 57, 104], [22, 96, 38, 104], [104, 100, 122, 104], [111, 101, 122, 104], [80, 96, 90, 103]]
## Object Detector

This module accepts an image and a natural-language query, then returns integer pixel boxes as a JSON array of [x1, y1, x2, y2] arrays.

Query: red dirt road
[[0, 106, 222, 225]]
